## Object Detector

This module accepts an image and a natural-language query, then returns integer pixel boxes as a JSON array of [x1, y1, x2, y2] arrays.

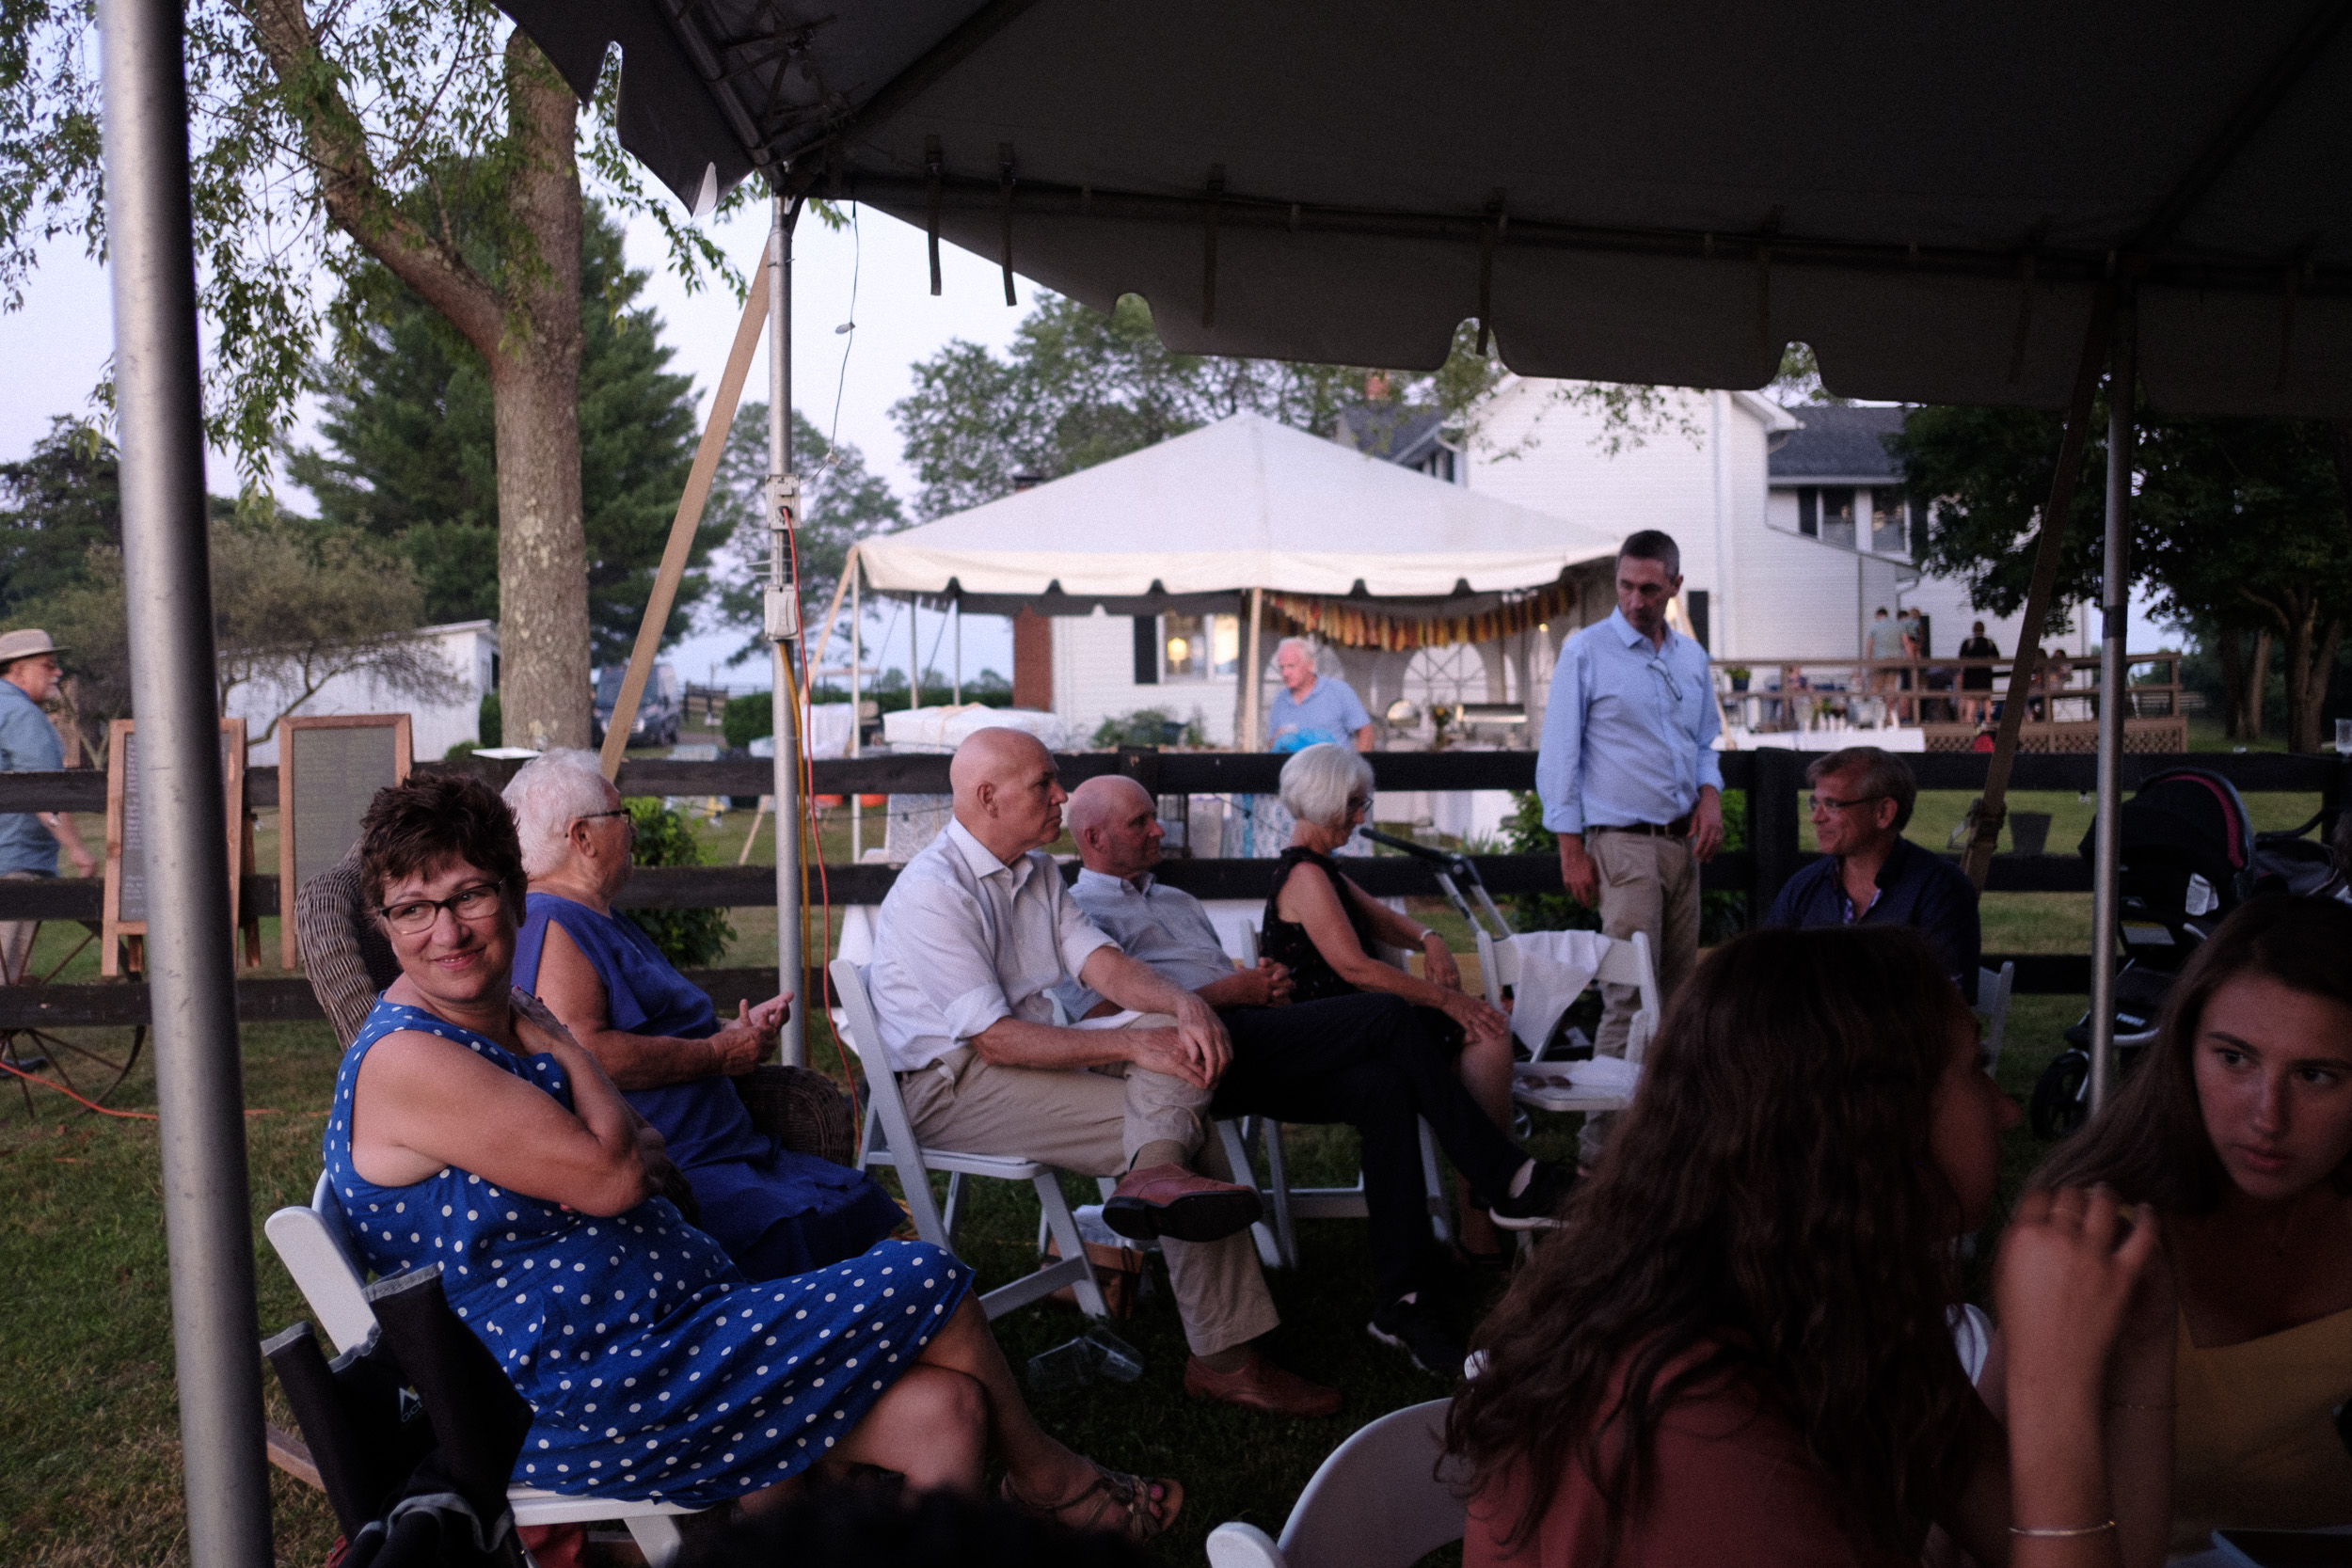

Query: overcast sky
[[0, 188, 2174, 690]]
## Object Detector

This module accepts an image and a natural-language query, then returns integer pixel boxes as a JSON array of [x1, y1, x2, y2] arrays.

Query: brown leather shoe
[[1103, 1163, 1263, 1243], [1184, 1352, 1343, 1418]]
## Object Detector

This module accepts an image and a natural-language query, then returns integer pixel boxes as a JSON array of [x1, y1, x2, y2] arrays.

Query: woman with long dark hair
[[2031, 895, 2352, 1551], [1448, 925, 2172, 1567]]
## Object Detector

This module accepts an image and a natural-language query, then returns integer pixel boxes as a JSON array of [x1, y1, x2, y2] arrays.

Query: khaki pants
[[0, 870, 39, 985], [897, 1025, 1279, 1357], [1581, 832, 1700, 1162]]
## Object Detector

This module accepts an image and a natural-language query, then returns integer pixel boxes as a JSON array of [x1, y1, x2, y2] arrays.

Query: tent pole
[[1245, 588, 1265, 749], [99, 2, 271, 1561], [1961, 285, 2117, 889], [2089, 296, 2137, 1113], [765, 191, 805, 1067], [953, 598, 962, 705], [909, 596, 922, 712], [850, 566, 863, 863]]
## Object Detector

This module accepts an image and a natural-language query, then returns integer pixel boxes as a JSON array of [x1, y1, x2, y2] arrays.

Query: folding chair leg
[[1217, 1118, 1283, 1270], [891, 1158, 951, 1249], [1261, 1121, 1300, 1269], [1028, 1172, 1108, 1319], [1418, 1117, 1454, 1246], [626, 1513, 686, 1568], [941, 1171, 967, 1243]]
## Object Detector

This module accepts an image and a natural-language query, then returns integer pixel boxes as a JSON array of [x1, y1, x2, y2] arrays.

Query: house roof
[[1769, 404, 1908, 482], [1334, 404, 1448, 467]]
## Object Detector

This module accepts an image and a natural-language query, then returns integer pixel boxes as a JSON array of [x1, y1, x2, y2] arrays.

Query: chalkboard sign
[[279, 715, 411, 968], [103, 718, 247, 976]]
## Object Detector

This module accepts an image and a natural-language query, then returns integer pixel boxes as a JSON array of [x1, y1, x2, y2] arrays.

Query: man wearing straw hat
[[0, 630, 95, 984]]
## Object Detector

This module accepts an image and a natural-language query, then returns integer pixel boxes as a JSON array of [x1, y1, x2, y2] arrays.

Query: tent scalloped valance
[[1265, 575, 1581, 651]]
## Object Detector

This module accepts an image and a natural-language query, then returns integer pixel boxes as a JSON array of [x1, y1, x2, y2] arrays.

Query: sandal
[[1002, 1460, 1184, 1544]]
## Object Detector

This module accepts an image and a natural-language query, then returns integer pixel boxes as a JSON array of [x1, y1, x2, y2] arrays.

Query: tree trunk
[[2217, 627, 2247, 739], [2288, 615, 2343, 752], [2242, 626, 2273, 741], [487, 35, 591, 749]]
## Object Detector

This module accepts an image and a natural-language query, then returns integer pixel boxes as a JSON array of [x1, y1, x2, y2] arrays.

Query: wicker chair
[[294, 845, 853, 1177]]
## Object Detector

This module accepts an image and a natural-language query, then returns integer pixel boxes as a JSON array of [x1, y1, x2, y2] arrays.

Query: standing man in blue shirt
[[1265, 638, 1373, 752], [1535, 532, 1723, 1159], [0, 629, 95, 984], [1764, 747, 1980, 1003]]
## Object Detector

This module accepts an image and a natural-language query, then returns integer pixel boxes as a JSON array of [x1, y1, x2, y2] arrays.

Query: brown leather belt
[[1589, 816, 1692, 838]]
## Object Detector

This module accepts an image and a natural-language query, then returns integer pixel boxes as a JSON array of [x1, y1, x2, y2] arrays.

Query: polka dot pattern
[[324, 1000, 970, 1507]]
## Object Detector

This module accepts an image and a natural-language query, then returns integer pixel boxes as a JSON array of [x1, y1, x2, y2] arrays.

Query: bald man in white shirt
[[866, 728, 1338, 1417]]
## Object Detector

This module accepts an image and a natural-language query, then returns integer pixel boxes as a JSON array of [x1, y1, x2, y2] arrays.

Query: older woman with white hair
[[502, 750, 900, 1279], [1263, 743, 1519, 1262]]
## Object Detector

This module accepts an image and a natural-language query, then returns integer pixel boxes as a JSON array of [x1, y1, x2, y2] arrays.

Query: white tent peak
[[857, 410, 1620, 610]]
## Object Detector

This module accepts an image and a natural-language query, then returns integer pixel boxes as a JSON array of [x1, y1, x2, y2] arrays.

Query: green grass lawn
[[0, 968, 2092, 1567], [1, 764, 2293, 1562]]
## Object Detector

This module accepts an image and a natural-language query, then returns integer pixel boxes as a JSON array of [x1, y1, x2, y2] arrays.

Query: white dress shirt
[[867, 818, 1117, 1074]]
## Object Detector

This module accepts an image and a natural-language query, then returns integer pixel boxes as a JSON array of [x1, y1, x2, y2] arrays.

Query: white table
[[1717, 726, 1929, 752]]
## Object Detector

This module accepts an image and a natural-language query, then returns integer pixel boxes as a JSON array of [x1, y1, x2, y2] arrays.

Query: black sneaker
[[1368, 1296, 1469, 1378], [1489, 1159, 1575, 1230]]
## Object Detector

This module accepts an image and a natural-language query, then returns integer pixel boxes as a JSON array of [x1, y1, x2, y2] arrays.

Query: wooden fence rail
[[2, 749, 2342, 1027]]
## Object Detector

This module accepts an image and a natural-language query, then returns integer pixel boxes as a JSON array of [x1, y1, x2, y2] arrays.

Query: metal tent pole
[[953, 598, 962, 705], [764, 192, 805, 1067], [909, 597, 922, 713], [2088, 296, 2138, 1113], [99, 2, 271, 1560], [850, 569, 863, 863]]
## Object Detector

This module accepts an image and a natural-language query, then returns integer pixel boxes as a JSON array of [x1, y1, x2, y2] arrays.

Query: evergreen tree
[[289, 202, 716, 667], [0, 418, 121, 619]]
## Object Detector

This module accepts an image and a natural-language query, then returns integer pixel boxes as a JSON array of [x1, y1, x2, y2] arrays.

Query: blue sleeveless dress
[[513, 894, 899, 1279], [324, 997, 970, 1505]]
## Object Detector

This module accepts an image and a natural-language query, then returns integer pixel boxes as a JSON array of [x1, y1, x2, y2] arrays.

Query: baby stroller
[[2031, 767, 2345, 1137]]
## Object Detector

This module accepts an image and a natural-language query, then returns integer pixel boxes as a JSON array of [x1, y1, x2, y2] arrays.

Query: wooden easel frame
[[277, 715, 412, 969], [103, 717, 247, 977]]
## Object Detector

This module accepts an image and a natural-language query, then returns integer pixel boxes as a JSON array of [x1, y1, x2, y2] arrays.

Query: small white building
[[229, 620, 498, 766]]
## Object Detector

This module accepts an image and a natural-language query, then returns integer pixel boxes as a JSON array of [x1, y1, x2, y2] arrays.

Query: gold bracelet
[[2009, 1521, 2116, 1539]]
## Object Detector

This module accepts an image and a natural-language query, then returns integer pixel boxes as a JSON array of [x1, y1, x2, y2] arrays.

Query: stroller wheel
[[2030, 1050, 2091, 1140]]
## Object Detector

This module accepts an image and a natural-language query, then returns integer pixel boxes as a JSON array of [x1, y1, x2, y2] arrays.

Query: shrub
[[1090, 706, 1203, 749], [723, 691, 772, 751], [620, 798, 734, 968], [1500, 788, 1749, 942], [478, 689, 501, 747]]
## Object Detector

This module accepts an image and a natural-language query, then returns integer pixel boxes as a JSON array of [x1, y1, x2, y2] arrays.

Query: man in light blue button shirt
[[1535, 532, 1724, 1109]]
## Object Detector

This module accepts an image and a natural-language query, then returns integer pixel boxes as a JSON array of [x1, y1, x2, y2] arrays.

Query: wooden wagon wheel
[[0, 920, 148, 1117]]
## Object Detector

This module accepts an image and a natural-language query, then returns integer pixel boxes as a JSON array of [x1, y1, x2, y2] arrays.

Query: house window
[[1686, 589, 1711, 651], [1161, 613, 1240, 680], [1909, 493, 1931, 561], [1870, 487, 1909, 555], [1798, 487, 1819, 536], [1820, 486, 1856, 548]]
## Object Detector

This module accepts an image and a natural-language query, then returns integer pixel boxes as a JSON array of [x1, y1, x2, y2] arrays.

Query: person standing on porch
[[1535, 532, 1723, 1164], [1265, 638, 1373, 753]]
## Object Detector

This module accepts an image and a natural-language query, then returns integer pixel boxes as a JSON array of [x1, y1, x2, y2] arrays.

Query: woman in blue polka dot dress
[[320, 774, 1181, 1540]]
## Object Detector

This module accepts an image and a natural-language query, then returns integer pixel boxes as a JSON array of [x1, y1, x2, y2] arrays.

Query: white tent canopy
[[856, 412, 1621, 615]]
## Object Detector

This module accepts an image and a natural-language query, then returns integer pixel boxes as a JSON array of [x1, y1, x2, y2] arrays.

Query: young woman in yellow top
[[2033, 895, 2352, 1553]]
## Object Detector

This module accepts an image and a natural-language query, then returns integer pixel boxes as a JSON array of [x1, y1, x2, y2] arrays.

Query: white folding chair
[[1976, 960, 2016, 1076], [1204, 1399, 1465, 1568], [831, 957, 1108, 1320], [1481, 927, 1661, 1117], [1216, 925, 1453, 1269], [265, 1177, 700, 1566]]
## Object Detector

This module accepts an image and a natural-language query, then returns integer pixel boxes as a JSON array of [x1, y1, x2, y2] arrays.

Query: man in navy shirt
[[0, 629, 94, 984], [1764, 746, 1980, 1003]]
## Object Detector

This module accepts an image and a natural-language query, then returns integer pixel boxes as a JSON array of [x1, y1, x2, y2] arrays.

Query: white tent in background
[[857, 412, 1620, 610], [846, 411, 1623, 745]]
